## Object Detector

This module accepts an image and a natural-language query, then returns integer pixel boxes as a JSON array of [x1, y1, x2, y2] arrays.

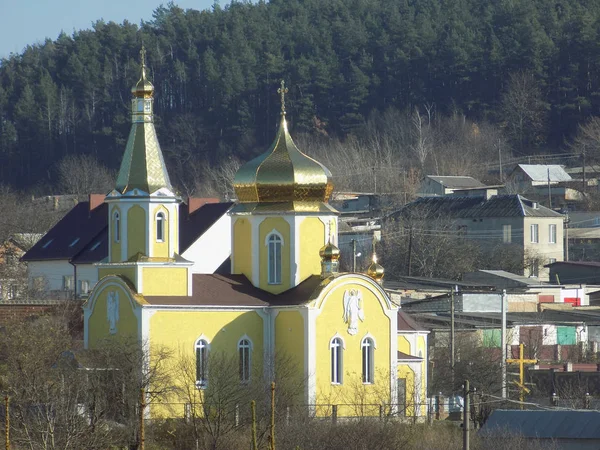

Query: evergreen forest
[[1, 0, 600, 192]]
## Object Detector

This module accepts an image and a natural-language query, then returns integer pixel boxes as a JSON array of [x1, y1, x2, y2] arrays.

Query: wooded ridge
[[1, 0, 600, 191]]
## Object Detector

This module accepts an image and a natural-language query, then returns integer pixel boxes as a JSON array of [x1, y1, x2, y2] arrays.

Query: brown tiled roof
[[143, 273, 323, 307], [397, 351, 422, 361], [397, 311, 426, 332]]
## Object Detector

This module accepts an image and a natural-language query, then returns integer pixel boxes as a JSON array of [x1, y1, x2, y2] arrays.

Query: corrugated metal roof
[[392, 195, 563, 220], [516, 164, 572, 182], [427, 175, 485, 189], [480, 410, 600, 439]]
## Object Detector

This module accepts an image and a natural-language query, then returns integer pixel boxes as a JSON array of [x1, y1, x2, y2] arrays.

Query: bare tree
[[57, 154, 115, 198]]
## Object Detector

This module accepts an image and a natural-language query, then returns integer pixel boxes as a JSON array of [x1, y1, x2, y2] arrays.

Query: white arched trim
[[237, 334, 254, 350], [193, 334, 211, 350], [155, 210, 166, 242], [313, 274, 393, 312], [264, 229, 284, 246], [329, 333, 346, 350], [360, 332, 377, 349], [112, 210, 121, 243]]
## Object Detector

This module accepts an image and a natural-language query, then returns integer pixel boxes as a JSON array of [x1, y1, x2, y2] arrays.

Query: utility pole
[[565, 213, 569, 262], [547, 167, 552, 209], [451, 286, 457, 386], [501, 290, 507, 399], [463, 380, 470, 450], [498, 143, 503, 183], [407, 227, 413, 276], [4, 396, 9, 450], [352, 239, 357, 272], [582, 145, 587, 194]]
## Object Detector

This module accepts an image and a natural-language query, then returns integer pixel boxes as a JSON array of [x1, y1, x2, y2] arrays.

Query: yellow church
[[83, 51, 428, 418]]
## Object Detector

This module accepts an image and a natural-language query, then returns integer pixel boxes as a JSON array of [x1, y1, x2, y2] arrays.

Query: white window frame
[[238, 336, 253, 383], [63, 275, 74, 291], [361, 336, 376, 384], [156, 211, 165, 242], [265, 230, 283, 285], [549, 224, 557, 244], [79, 280, 90, 295], [113, 210, 120, 243], [502, 224, 512, 244], [330, 335, 345, 385], [530, 224, 539, 243], [194, 336, 210, 388]]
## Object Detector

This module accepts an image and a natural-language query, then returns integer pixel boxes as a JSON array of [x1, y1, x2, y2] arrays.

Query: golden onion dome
[[367, 255, 385, 281], [233, 81, 333, 204], [320, 241, 341, 261], [131, 46, 154, 98]]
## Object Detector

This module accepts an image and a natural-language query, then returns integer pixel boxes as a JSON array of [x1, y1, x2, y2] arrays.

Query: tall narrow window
[[502, 224, 512, 243], [113, 211, 120, 243], [238, 338, 252, 382], [549, 224, 557, 244], [195, 338, 209, 388], [361, 337, 374, 384], [267, 233, 282, 284], [530, 224, 539, 243], [156, 212, 165, 242], [330, 337, 344, 384]]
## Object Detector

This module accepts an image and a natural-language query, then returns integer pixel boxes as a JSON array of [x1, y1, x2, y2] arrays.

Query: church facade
[[83, 52, 428, 418]]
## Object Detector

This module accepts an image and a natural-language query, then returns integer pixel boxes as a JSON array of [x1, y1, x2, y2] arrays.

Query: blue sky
[[0, 0, 219, 58]]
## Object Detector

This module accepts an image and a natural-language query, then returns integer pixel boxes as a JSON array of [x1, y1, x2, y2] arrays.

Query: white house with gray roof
[[390, 195, 564, 280], [417, 175, 486, 197]]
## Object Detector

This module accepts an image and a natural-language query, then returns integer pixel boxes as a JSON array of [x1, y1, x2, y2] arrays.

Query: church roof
[[22, 198, 230, 265], [142, 273, 323, 307]]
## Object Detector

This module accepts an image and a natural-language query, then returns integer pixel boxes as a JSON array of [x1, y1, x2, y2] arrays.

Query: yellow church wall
[[275, 311, 304, 379], [148, 309, 264, 414], [299, 218, 325, 283], [142, 267, 187, 296], [259, 217, 290, 294], [315, 280, 391, 417], [152, 206, 169, 258], [397, 364, 416, 417], [110, 205, 122, 262], [398, 335, 411, 355], [127, 205, 146, 259], [232, 217, 252, 278], [87, 284, 138, 346], [99, 267, 136, 288]]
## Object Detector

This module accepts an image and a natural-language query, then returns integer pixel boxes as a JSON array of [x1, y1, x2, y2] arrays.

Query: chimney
[[187, 197, 220, 215], [89, 194, 106, 211]]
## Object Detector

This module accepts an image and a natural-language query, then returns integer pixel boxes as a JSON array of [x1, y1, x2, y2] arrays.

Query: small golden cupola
[[367, 254, 385, 284], [233, 80, 334, 209], [319, 241, 340, 279]]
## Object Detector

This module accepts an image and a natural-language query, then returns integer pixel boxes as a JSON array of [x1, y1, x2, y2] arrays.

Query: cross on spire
[[140, 45, 147, 68], [277, 80, 288, 115]]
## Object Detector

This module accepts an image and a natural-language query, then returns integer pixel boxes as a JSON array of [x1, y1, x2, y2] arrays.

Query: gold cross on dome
[[277, 80, 288, 114], [140, 45, 147, 67]]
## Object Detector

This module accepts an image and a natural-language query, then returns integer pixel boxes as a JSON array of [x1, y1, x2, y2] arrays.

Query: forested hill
[[1, 0, 600, 191]]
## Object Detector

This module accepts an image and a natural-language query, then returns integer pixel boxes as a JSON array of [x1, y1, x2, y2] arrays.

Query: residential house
[[417, 175, 486, 197], [22, 194, 232, 299], [0, 234, 42, 301], [507, 164, 572, 191], [546, 261, 600, 286], [389, 195, 565, 279]]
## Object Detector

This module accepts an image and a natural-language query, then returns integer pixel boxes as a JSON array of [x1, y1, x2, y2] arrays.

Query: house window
[[361, 337, 375, 384], [113, 211, 120, 243], [503, 225, 512, 243], [267, 233, 282, 285], [530, 224, 539, 243], [549, 224, 557, 244], [529, 262, 539, 278], [63, 275, 74, 291], [156, 212, 165, 242], [549, 258, 556, 265], [79, 280, 90, 295], [330, 337, 344, 384], [195, 338, 209, 388], [238, 338, 252, 382], [6, 285, 17, 300]]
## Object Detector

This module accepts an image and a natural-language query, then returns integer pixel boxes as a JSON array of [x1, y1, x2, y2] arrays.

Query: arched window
[[267, 233, 282, 285], [195, 338, 209, 388], [238, 337, 252, 382], [113, 211, 120, 243], [361, 337, 375, 384], [330, 337, 344, 384], [156, 212, 165, 242]]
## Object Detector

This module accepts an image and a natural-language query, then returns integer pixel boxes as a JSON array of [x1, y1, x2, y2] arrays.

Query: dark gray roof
[[391, 195, 563, 220], [426, 175, 485, 189], [480, 410, 600, 439]]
